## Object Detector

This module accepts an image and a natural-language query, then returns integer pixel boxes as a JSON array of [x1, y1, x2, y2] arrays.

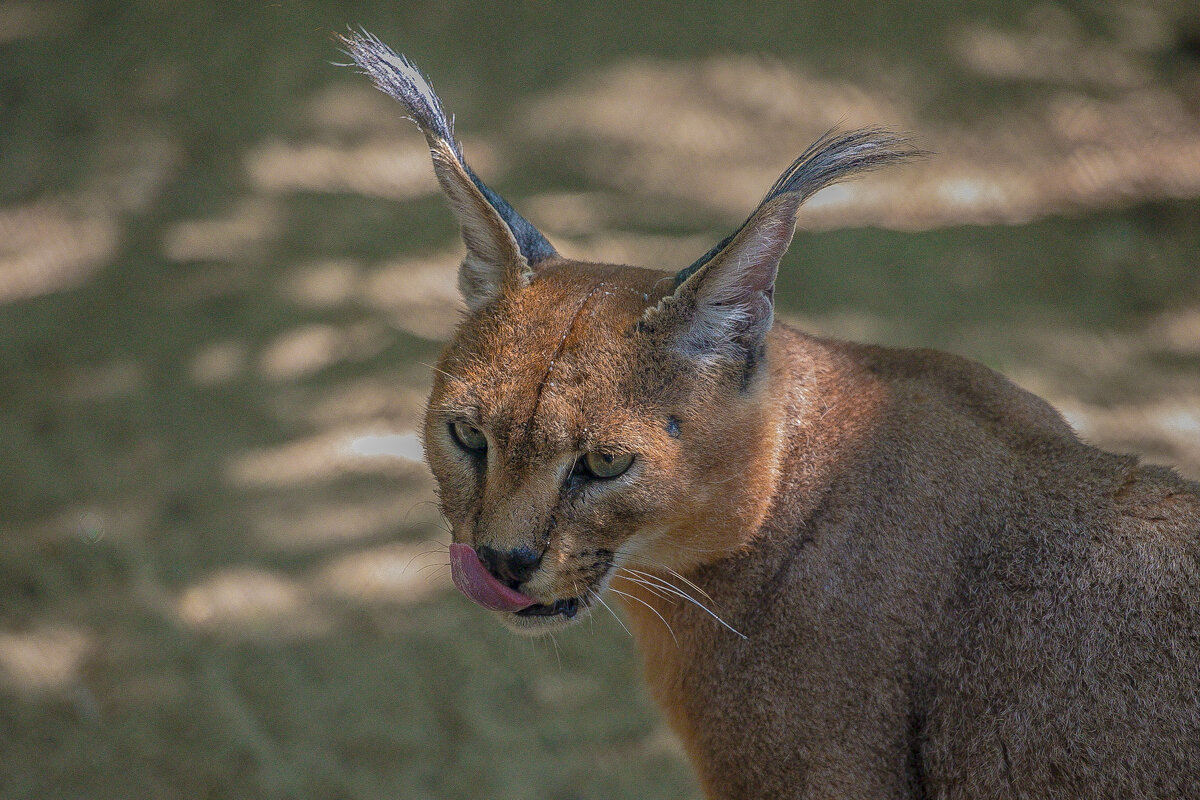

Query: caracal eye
[[449, 421, 487, 452], [583, 451, 634, 479]]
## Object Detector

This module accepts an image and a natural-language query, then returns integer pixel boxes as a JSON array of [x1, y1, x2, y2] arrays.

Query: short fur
[[343, 33, 1200, 799]]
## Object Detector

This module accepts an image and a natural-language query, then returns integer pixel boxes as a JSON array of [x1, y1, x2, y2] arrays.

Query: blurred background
[[2, 1, 1199, 797]]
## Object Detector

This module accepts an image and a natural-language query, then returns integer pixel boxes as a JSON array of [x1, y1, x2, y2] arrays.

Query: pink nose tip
[[449, 543, 537, 612]]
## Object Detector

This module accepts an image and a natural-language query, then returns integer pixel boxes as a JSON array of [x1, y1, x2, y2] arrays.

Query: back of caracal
[[344, 32, 1200, 799]]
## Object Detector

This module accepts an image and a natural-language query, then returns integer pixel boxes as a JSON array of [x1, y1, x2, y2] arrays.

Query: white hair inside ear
[[678, 194, 799, 355]]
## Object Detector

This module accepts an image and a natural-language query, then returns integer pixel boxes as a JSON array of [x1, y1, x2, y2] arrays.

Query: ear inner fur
[[674, 128, 923, 286], [675, 193, 801, 356], [426, 138, 530, 305]]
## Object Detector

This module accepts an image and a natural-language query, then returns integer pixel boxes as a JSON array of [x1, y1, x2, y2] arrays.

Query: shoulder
[[823, 335, 1077, 445]]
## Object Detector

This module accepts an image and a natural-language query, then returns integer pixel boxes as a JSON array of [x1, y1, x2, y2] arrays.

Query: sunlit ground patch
[[257, 321, 389, 382], [310, 541, 450, 604], [248, 487, 439, 552], [358, 252, 463, 341], [1060, 399, 1200, 476], [0, 1, 74, 42], [245, 135, 497, 201], [526, 48, 1200, 230], [346, 431, 423, 462], [175, 543, 451, 638], [188, 340, 249, 386], [0, 201, 118, 303], [285, 376, 429, 431], [1146, 306, 1200, 355], [175, 567, 329, 638], [950, 6, 1157, 89], [0, 625, 94, 693], [225, 426, 426, 489], [303, 82, 419, 136], [58, 359, 146, 402], [281, 258, 364, 308], [162, 198, 283, 263]]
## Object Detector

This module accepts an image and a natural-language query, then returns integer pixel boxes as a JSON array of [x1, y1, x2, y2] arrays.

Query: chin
[[500, 611, 581, 636], [497, 595, 591, 636]]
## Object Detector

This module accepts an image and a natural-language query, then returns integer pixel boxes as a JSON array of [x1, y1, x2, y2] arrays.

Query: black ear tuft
[[647, 128, 923, 361], [675, 128, 923, 286], [337, 30, 558, 308]]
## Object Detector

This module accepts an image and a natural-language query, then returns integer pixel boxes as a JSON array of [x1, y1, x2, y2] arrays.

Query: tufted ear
[[647, 129, 922, 362], [339, 31, 557, 311]]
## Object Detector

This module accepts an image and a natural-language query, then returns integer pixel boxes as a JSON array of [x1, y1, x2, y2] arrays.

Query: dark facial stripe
[[521, 281, 610, 442]]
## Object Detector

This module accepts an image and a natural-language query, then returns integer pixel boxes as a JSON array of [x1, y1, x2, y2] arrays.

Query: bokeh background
[[2, 1, 1199, 797]]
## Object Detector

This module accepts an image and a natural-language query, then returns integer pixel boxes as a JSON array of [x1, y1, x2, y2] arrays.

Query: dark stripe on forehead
[[521, 281, 610, 442]]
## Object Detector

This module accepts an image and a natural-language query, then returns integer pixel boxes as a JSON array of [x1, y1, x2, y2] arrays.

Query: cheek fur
[[548, 545, 616, 595], [426, 446, 483, 526]]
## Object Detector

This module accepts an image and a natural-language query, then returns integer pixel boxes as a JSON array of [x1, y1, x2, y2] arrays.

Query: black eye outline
[[448, 421, 487, 453], [579, 451, 635, 480]]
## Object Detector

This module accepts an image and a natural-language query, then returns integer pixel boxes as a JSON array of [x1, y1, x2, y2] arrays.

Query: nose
[[476, 544, 544, 588]]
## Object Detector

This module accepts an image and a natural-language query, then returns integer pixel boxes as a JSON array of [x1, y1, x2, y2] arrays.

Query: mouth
[[449, 543, 588, 625], [515, 597, 581, 619]]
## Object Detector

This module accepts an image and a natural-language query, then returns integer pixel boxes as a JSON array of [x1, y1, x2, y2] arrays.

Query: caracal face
[[424, 263, 717, 635]]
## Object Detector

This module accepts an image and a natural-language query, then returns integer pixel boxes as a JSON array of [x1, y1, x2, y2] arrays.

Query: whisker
[[589, 588, 632, 638], [401, 500, 443, 528], [607, 585, 678, 646], [402, 540, 452, 573], [616, 555, 716, 605], [611, 570, 677, 603], [614, 546, 715, 604], [420, 361, 462, 383], [617, 567, 746, 640], [660, 566, 715, 605], [570, 578, 594, 635]]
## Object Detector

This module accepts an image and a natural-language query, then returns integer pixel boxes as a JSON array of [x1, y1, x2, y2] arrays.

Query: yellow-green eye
[[449, 421, 487, 452], [583, 451, 634, 479]]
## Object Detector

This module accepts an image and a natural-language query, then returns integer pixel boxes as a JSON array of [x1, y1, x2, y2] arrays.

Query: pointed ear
[[339, 32, 558, 310], [647, 128, 923, 360]]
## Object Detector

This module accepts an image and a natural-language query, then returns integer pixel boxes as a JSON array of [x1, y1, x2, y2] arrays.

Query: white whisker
[[615, 565, 746, 640], [622, 561, 715, 606], [419, 361, 465, 384], [612, 570, 677, 603], [607, 585, 678, 646], [589, 588, 632, 638], [571, 579, 596, 635]]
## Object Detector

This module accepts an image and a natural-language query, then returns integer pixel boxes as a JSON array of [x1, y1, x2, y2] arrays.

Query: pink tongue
[[449, 543, 537, 612]]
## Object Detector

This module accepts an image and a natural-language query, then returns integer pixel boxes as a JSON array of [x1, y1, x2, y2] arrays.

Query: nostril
[[507, 545, 543, 582], [476, 544, 543, 587]]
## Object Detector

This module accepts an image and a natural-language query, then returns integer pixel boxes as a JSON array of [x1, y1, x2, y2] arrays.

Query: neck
[[628, 335, 798, 577], [614, 327, 844, 596], [612, 326, 883, 770], [613, 324, 890, 618]]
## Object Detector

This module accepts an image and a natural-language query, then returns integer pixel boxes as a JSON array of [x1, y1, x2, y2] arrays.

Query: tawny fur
[[342, 33, 1200, 799]]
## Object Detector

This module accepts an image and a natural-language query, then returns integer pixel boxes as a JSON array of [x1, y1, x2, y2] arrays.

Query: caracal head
[[425, 259, 775, 634], [342, 31, 919, 634]]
